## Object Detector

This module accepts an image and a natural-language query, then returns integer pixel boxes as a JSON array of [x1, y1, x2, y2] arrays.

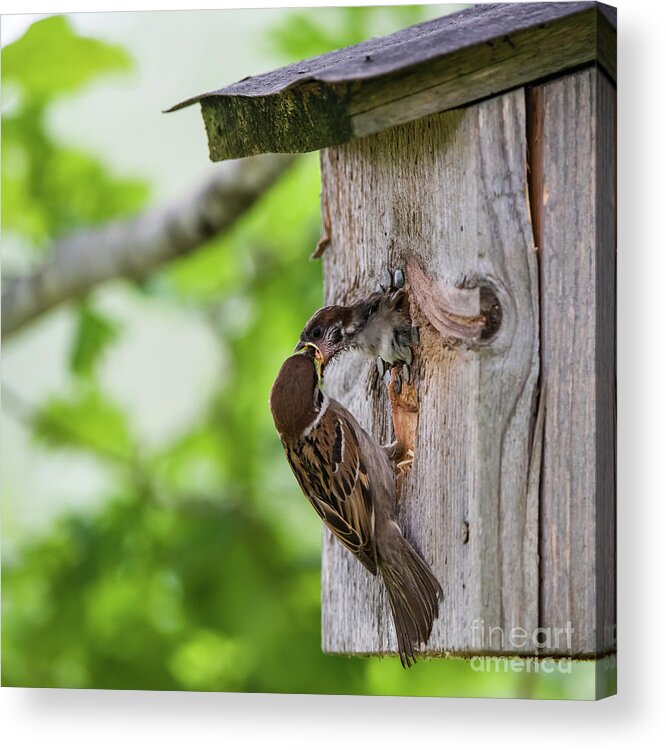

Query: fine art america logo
[[468, 619, 574, 674]]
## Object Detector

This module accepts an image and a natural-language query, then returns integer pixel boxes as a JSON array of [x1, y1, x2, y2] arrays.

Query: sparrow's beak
[[295, 341, 324, 369]]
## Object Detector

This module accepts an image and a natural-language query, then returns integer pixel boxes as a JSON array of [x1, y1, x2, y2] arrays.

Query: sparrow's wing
[[284, 406, 377, 574]]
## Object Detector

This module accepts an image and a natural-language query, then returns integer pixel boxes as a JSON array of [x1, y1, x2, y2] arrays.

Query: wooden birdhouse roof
[[168, 2, 616, 161]]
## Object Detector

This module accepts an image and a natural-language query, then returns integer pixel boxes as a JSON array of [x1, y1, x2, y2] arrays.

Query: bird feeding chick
[[297, 269, 418, 387], [269, 343, 441, 667], [298, 267, 418, 470]]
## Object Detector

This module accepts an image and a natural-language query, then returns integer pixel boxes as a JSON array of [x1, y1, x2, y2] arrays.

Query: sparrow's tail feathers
[[378, 531, 443, 668]]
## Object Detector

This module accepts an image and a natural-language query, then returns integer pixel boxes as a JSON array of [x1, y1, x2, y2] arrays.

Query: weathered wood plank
[[169, 3, 616, 162], [536, 68, 616, 656], [320, 88, 540, 656], [595, 70, 617, 660], [350, 9, 608, 139]]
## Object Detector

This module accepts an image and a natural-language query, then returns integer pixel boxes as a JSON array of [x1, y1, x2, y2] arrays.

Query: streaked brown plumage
[[269, 345, 442, 667]]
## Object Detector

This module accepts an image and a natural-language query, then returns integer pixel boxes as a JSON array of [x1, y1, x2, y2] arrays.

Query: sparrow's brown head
[[295, 305, 354, 367], [269, 346, 325, 441]]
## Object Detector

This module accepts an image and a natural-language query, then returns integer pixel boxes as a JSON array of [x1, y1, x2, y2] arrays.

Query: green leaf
[[269, 6, 432, 61], [0, 139, 50, 242], [32, 388, 134, 460], [69, 305, 121, 377], [2, 123, 149, 247], [168, 630, 246, 691], [1, 16, 133, 102], [1, 17, 148, 250], [150, 427, 228, 498], [162, 153, 321, 302], [43, 146, 149, 233]]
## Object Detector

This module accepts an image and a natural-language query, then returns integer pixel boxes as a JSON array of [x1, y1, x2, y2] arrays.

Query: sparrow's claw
[[384, 441, 413, 474], [411, 327, 420, 345], [396, 449, 415, 475], [403, 347, 413, 366], [378, 267, 405, 294], [376, 357, 386, 377], [389, 288, 406, 306], [402, 363, 411, 383]]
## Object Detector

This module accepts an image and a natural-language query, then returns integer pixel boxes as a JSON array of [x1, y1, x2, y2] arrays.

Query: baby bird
[[297, 269, 416, 378], [269, 343, 441, 667]]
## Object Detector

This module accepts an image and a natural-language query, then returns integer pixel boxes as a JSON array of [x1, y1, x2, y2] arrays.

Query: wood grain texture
[[320, 89, 541, 656], [535, 68, 616, 656], [170, 3, 616, 162]]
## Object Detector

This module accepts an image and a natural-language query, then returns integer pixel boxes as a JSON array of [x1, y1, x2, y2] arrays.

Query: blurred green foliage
[[268, 4, 429, 60], [2, 15, 148, 248], [2, 10, 597, 699]]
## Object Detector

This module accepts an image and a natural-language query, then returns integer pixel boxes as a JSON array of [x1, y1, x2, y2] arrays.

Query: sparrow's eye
[[311, 325, 323, 339]]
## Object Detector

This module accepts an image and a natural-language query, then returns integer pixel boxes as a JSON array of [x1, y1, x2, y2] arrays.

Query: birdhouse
[[172, 2, 616, 665]]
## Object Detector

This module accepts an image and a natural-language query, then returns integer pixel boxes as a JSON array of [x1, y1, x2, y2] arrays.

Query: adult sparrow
[[269, 343, 441, 666], [297, 269, 417, 391]]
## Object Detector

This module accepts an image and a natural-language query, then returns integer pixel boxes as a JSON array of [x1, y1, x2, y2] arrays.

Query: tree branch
[[2, 153, 297, 337]]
